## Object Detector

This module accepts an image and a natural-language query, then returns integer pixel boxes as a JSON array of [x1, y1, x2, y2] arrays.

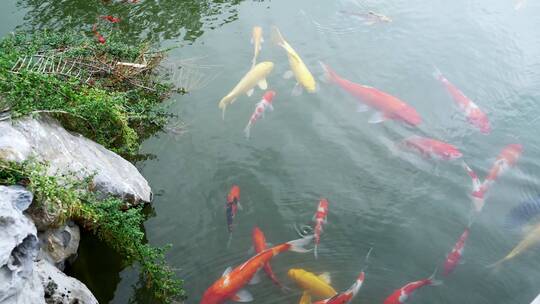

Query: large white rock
[[35, 260, 98, 304], [0, 115, 152, 203], [0, 185, 44, 304]]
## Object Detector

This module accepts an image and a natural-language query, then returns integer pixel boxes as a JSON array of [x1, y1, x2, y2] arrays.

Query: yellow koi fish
[[251, 26, 264, 67], [288, 268, 337, 300], [218, 61, 274, 119], [271, 26, 317, 95], [299, 291, 312, 304], [491, 222, 540, 267]]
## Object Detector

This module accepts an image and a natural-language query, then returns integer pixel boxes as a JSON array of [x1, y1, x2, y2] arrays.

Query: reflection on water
[[16, 0, 245, 42]]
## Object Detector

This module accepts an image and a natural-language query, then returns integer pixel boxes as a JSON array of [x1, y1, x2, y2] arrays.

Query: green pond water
[[2, 0, 540, 303]]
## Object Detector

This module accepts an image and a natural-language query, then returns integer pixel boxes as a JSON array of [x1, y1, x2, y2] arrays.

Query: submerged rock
[[39, 222, 80, 271], [0, 115, 152, 204], [0, 185, 43, 304]]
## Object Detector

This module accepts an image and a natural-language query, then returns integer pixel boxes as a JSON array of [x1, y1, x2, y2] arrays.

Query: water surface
[[2, 0, 540, 303]]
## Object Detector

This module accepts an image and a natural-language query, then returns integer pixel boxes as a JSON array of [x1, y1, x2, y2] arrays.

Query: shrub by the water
[[0, 160, 186, 302], [0, 30, 173, 158]]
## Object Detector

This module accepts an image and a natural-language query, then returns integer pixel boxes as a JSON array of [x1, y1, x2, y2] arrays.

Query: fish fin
[[257, 78, 268, 90], [283, 70, 294, 80], [356, 104, 369, 112], [314, 244, 319, 259], [368, 111, 386, 124], [292, 83, 303, 96], [428, 267, 440, 284], [223, 266, 233, 276], [237, 201, 243, 210], [318, 272, 332, 284], [287, 235, 314, 253], [299, 291, 312, 304], [266, 103, 274, 112], [249, 270, 261, 285], [247, 88, 255, 97], [232, 289, 254, 302]]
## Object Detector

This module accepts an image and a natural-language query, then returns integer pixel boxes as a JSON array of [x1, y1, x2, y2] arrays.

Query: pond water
[[2, 0, 540, 303]]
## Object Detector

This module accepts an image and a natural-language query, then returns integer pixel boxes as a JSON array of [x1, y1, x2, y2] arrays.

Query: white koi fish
[[251, 26, 264, 67], [244, 91, 275, 138], [218, 61, 274, 119], [271, 26, 317, 95]]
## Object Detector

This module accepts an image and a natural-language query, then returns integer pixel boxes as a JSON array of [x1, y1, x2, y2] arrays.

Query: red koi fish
[[383, 269, 441, 304], [313, 272, 365, 304], [484, 144, 523, 187], [402, 136, 462, 160], [252, 226, 284, 288], [100, 15, 121, 23], [200, 236, 313, 304], [434, 69, 490, 134], [226, 185, 241, 233], [92, 24, 106, 44], [244, 90, 275, 138], [313, 198, 329, 259], [443, 227, 470, 276], [320, 62, 421, 126], [462, 161, 486, 212]]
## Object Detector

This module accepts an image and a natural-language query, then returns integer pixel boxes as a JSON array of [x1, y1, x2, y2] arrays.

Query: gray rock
[[39, 222, 80, 271], [0, 185, 44, 304], [0, 115, 152, 204], [35, 260, 98, 304]]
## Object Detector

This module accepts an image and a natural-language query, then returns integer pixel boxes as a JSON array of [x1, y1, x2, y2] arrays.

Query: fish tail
[[244, 123, 252, 139], [287, 235, 314, 253], [487, 257, 507, 270], [219, 95, 235, 120], [361, 247, 374, 271], [270, 26, 286, 47], [314, 244, 318, 259], [319, 61, 337, 83], [432, 66, 443, 81], [428, 267, 443, 286]]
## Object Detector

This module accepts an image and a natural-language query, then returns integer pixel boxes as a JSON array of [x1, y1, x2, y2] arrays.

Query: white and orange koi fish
[[244, 91, 275, 138]]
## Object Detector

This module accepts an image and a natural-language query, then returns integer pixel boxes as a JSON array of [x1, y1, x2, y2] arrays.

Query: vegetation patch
[[0, 30, 176, 158], [0, 159, 186, 302]]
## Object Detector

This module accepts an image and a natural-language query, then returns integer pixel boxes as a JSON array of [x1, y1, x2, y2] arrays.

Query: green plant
[[0, 31, 173, 158], [0, 160, 186, 302]]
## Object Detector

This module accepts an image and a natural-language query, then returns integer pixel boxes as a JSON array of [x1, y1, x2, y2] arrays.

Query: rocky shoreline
[[0, 114, 153, 303]]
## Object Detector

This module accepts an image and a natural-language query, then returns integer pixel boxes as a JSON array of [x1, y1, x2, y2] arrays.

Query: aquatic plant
[[0, 159, 186, 302], [0, 30, 174, 159]]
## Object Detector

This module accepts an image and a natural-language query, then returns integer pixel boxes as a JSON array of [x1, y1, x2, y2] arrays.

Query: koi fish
[[490, 222, 540, 268], [251, 226, 284, 288], [100, 15, 121, 23], [244, 91, 275, 138], [92, 24, 106, 44], [226, 185, 240, 233], [462, 161, 486, 212], [251, 26, 264, 67], [505, 197, 540, 230], [383, 269, 441, 304], [402, 136, 462, 160], [201, 236, 313, 304], [299, 291, 312, 304], [218, 61, 274, 119], [313, 272, 365, 304], [443, 227, 470, 276], [271, 26, 317, 95], [340, 10, 392, 25], [288, 268, 337, 299], [484, 144, 523, 188], [313, 198, 329, 258], [320, 62, 421, 126], [433, 69, 490, 134]]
